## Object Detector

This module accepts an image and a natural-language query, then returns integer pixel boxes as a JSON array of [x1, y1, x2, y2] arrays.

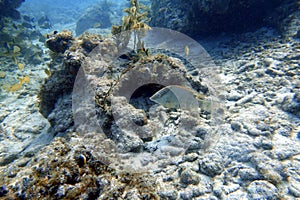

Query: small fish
[[19, 76, 30, 84], [150, 85, 217, 113], [93, 22, 101, 28], [18, 63, 25, 70], [7, 76, 30, 92], [8, 83, 22, 92], [185, 45, 189, 56], [150, 85, 199, 111], [13, 46, 21, 54], [22, 22, 35, 29], [44, 68, 51, 76], [23, 15, 33, 22], [0, 71, 5, 78]]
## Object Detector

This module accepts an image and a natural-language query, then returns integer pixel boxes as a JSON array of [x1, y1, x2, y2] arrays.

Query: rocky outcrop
[[150, 0, 298, 37], [39, 32, 105, 135], [75, 2, 112, 36], [0, 0, 24, 20]]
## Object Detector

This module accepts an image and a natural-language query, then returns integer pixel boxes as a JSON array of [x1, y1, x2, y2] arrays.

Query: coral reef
[[40, 32, 115, 133], [0, 1, 299, 199], [0, 136, 159, 199]]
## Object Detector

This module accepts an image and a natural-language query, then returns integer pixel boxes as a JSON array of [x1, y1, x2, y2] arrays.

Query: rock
[[75, 2, 112, 36], [193, 125, 210, 140], [124, 189, 140, 199], [280, 91, 300, 117], [238, 167, 260, 181], [289, 176, 300, 198], [275, 125, 292, 137], [47, 94, 74, 134], [180, 169, 200, 185], [265, 67, 285, 76], [199, 152, 224, 177], [223, 183, 240, 195], [236, 63, 256, 74], [246, 126, 262, 136], [225, 189, 248, 200], [231, 121, 242, 132], [250, 152, 283, 185], [158, 190, 178, 200], [226, 90, 244, 101], [46, 30, 73, 54], [0, 153, 19, 166], [253, 136, 273, 150], [235, 92, 257, 106], [182, 153, 198, 162], [40, 32, 96, 120], [38, 66, 77, 118], [0, 0, 24, 20], [150, 0, 286, 36], [55, 185, 66, 199], [179, 186, 205, 200], [271, 134, 300, 160], [247, 180, 278, 199], [261, 138, 273, 150], [0, 185, 8, 197], [216, 130, 256, 163]]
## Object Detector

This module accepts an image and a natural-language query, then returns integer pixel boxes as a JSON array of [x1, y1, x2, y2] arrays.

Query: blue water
[[18, 0, 126, 34]]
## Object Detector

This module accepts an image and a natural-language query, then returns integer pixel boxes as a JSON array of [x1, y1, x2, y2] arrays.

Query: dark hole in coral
[[129, 83, 165, 116]]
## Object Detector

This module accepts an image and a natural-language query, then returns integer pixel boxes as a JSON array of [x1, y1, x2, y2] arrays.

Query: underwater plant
[[112, 0, 150, 55]]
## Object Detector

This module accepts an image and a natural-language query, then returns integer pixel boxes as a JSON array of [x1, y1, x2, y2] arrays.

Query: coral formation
[[39, 31, 112, 132], [0, 137, 159, 199], [45, 30, 73, 54]]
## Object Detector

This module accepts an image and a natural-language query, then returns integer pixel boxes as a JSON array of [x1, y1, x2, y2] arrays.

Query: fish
[[93, 22, 101, 28], [19, 76, 30, 84], [150, 85, 199, 111], [7, 76, 30, 92], [0, 71, 5, 78], [18, 63, 25, 70], [23, 15, 34, 22], [8, 83, 22, 92], [150, 85, 217, 113], [44, 68, 51, 76], [185, 45, 189, 56], [13, 46, 21, 54], [22, 22, 35, 29]]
